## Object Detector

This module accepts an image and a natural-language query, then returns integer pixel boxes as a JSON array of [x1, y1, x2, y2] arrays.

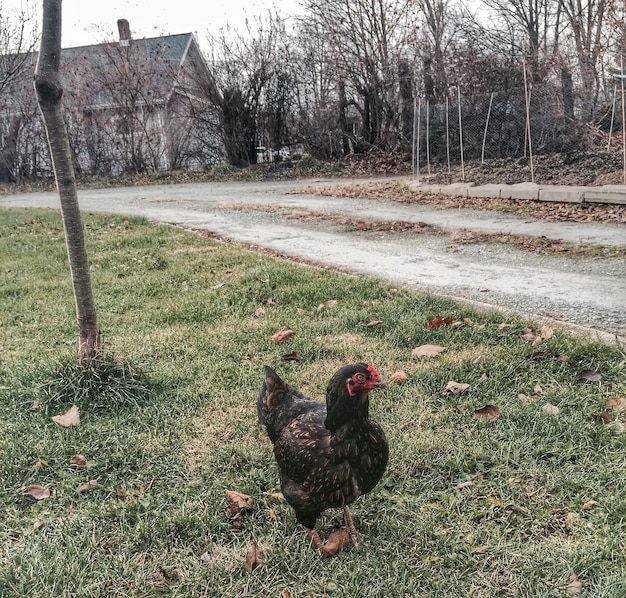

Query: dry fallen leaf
[[226, 491, 254, 511], [225, 490, 255, 527], [31, 400, 42, 411], [521, 327, 536, 341], [533, 384, 545, 396], [389, 370, 407, 383], [245, 542, 264, 572], [281, 351, 303, 362], [518, 393, 537, 404], [581, 500, 598, 510], [445, 381, 470, 394], [24, 485, 51, 501], [412, 344, 446, 358], [474, 404, 501, 422], [321, 527, 352, 558], [577, 369, 602, 382], [366, 320, 383, 328], [51, 405, 80, 427], [317, 299, 338, 311], [425, 314, 454, 328], [542, 403, 561, 415], [453, 481, 474, 490], [77, 480, 100, 494], [254, 306, 266, 317], [69, 454, 87, 468], [566, 573, 583, 596], [271, 328, 295, 344], [606, 397, 626, 412], [279, 590, 293, 598]]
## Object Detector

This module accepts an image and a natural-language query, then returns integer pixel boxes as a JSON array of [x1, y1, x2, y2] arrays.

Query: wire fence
[[411, 64, 626, 185]]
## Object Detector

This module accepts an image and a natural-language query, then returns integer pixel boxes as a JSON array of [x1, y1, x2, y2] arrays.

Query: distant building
[[0, 20, 221, 182]]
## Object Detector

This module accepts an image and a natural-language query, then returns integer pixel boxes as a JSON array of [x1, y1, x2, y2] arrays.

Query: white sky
[[3, 0, 300, 48]]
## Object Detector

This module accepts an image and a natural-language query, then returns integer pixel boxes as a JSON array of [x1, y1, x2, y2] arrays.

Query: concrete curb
[[409, 181, 626, 205]]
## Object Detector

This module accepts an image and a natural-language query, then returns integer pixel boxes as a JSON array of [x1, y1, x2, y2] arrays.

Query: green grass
[[1, 207, 625, 597]]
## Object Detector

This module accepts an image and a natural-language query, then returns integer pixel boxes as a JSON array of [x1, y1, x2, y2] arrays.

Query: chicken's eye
[[353, 373, 366, 384]]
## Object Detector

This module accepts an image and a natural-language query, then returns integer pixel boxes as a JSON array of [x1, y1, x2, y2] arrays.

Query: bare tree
[[34, 0, 100, 362], [203, 15, 293, 166], [558, 0, 610, 119], [303, 0, 415, 151]]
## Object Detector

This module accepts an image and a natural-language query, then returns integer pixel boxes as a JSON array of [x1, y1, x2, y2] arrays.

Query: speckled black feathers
[[257, 364, 388, 531]]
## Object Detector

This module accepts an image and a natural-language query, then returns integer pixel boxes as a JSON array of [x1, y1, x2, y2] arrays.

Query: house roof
[[1, 32, 210, 112]]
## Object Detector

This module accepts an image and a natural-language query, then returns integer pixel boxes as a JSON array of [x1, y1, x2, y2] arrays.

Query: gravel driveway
[[2, 178, 624, 342]]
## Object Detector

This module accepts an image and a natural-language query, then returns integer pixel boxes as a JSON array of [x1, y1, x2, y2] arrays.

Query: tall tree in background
[[34, 0, 100, 362], [304, 0, 413, 151]]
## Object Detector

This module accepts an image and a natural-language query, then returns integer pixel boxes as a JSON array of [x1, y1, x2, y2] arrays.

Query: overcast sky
[[4, 0, 300, 48]]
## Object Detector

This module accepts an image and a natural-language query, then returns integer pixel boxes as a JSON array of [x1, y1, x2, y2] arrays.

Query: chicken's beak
[[370, 377, 387, 391]]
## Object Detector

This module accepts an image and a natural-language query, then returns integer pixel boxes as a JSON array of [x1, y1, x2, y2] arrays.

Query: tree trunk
[[34, 0, 100, 362]]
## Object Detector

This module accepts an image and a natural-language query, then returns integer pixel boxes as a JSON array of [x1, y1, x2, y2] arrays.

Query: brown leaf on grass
[[317, 299, 338, 311], [226, 491, 254, 511], [51, 405, 80, 427], [453, 481, 474, 490], [445, 381, 470, 394], [279, 590, 293, 598], [389, 370, 407, 383], [244, 542, 264, 572], [225, 491, 254, 528], [425, 314, 454, 328], [596, 410, 612, 424], [412, 344, 445, 358], [477, 286, 489, 292], [524, 325, 554, 346], [281, 351, 303, 362], [577, 369, 602, 382], [321, 527, 353, 558], [271, 328, 295, 343], [69, 454, 87, 468], [254, 307, 266, 318], [474, 404, 501, 422], [566, 573, 583, 596], [542, 403, 561, 415], [581, 500, 598, 510], [605, 397, 626, 412], [366, 320, 383, 328], [533, 384, 545, 396], [518, 393, 537, 404], [31, 400, 42, 411], [24, 485, 50, 501], [77, 480, 100, 494]]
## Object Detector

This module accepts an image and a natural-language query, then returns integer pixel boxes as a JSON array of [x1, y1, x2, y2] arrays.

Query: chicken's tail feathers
[[257, 365, 284, 426]]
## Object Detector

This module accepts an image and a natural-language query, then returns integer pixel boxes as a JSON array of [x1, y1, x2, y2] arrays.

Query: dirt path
[[1, 178, 624, 342]]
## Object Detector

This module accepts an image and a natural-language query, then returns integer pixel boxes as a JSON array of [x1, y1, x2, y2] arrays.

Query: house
[[0, 20, 221, 182]]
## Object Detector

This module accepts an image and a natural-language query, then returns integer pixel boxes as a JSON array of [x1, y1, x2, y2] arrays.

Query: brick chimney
[[117, 19, 131, 45]]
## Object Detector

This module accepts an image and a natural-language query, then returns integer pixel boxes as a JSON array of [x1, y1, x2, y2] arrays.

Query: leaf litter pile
[[223, 196, 625, 258], [1, 209, 625, 596]]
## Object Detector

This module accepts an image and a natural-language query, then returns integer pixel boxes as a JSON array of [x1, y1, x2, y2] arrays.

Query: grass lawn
[[1, 207, 625, 597]]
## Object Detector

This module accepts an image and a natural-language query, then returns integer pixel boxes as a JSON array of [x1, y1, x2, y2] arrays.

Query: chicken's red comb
[[367, 365, 380, 378]]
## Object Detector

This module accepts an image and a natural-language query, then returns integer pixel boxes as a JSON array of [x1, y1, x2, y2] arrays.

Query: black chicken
[[257, 363, 388, 555]]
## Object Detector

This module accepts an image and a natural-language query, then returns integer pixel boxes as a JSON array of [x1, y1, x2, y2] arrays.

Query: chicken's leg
[[306, 528, 325, 553], [342, 506, 359, 548]]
